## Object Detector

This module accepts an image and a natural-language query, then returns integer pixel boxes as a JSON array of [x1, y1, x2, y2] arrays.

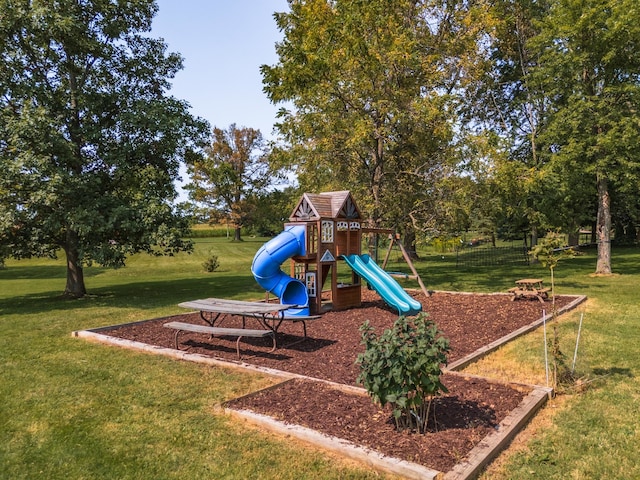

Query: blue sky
[[152, 0, 289, 138], [151, 0, 290, 199]]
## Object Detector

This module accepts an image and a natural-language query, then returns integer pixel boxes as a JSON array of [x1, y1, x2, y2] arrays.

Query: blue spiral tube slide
[[251, 224, 310, 316]]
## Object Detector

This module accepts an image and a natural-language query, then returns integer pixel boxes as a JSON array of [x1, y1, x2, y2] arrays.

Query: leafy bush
[[202, 253, 220, 272], [356, 313, 450, 433], [430, 236, 461, 253]]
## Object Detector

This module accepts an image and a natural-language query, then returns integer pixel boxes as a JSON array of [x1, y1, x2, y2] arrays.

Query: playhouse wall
[[335, 230, 361, 257], [332, 284, 361, 310]]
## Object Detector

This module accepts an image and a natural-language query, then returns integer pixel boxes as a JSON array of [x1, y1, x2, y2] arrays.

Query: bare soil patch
[[102, 290, 579, 473]]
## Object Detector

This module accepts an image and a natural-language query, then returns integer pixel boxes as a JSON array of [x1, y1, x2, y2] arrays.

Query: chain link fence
[[455, 245, 530, 267]]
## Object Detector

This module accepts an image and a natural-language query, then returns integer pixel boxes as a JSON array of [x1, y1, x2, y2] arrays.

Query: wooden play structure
[[283, 191, 428, 314], [374, 232, 430, 299]]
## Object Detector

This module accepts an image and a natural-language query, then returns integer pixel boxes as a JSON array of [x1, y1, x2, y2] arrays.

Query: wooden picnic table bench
[[509, 278, 550, 303], [163, 321, 275, 359], [177, 298, 321, 333], [241, 311, 321, 339], [175, 297, 321, 350]]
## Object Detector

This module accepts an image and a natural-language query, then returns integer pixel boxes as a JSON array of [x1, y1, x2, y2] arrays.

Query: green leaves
[[356, 313, 450, 433], [262, 0, 474, 234], [529, 0, 640, 272], [185, 124, 280, 241], [529, 231, 574, 270], [0, 0, 209, 295]]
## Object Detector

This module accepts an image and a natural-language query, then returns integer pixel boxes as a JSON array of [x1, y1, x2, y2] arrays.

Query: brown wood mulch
[[101, 290, 579, 474]]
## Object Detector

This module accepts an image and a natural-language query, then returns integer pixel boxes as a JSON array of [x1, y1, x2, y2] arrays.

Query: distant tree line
[[255, 0, 640, 274], [3, 0, 639, 296]]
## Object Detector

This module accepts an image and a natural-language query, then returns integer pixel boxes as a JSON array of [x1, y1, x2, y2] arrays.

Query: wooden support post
[[361, 227, 431, 298], [381, 233, 396, 270], [395, 237, 431, 298], [382, 234, 431, 299]]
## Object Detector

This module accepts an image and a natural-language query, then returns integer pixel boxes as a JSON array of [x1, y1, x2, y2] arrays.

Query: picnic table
[[177, 298, 320, 333], [177, 298, 295, 330], [166, 298, 320, 355], [508, 278, 550, 303]]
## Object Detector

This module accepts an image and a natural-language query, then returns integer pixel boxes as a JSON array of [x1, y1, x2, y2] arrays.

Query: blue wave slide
[[342, 254, 422, 316], [251, 225, 310, 316]]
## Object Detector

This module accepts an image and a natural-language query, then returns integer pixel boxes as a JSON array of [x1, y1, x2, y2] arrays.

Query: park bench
[[163, 321, 275, 359]]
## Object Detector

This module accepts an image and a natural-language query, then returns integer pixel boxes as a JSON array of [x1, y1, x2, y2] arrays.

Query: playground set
[[168, 191, 429, 351], [251, 191, 428, 317]]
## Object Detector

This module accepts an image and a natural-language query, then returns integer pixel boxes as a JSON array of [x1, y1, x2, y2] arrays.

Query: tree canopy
[[262, 0, 640, 271], [262, 0, 485, 248], [530, 0, 640, 273], [460, 0, 640, 272], [0, 0, 209, 296], [186, 124, 278, 241]]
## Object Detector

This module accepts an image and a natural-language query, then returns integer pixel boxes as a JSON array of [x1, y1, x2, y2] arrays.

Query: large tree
[[0, 0, 209, 296], [465, 0, 639, 269], [461, 0, 553, 245], [529, 0, 640, 274], [261, 0, 482, 245], [186, 124, 275, 242]]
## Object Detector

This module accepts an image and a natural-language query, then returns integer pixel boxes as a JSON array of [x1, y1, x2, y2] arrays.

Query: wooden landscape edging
[[220, 375, 552, 480], [223, 403, 444, 480], [72, 325, 371, 396], [72, 294, 585, 480], [442, 384, 552, 480], [72, 326, 301, 380], [446, 294, 587, 372], [72, 324, 555, 480]]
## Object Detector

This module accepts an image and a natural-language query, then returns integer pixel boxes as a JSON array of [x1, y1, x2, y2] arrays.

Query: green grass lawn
[[1, 239, 639, 479]]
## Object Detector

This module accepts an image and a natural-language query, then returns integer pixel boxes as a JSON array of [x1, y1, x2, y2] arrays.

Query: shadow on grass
[[0, 264, 110, 280], [4, 245, 638, 317], [592, 367, 634, 379], [417, 258, 540, 292], [415, 246, 640, 292], [0, 274, 263, 316]]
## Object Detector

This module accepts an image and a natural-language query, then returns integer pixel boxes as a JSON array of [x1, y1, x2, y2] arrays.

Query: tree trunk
[[233, 225, 243, 242], [530, 226, 538, 247], [595, 174, 612, 274], [64, 230, 87, 297], [568, 230, 579, 246], [529, 226, 539, 263], [370, 138, 385, 229], [367, 137, 385, 254], [403, 228, 419, 260]]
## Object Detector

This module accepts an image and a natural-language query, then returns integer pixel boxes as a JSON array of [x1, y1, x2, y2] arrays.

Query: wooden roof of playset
[[289, 191, 362, 222]]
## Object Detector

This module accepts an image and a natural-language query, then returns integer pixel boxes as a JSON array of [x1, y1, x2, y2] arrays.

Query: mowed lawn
[[1, 238, 639, 479]]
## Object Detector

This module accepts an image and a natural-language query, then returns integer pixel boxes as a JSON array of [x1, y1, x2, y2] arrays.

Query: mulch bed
[[100, 290, 579, 473], [226, 375, 530, 473]]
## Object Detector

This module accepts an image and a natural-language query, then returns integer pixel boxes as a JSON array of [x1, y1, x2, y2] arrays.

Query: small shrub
[[531, 231, 579, 392], [431, 236, 461, 253], [202, 253, 220, 272], [356, 313, 450, 433]]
